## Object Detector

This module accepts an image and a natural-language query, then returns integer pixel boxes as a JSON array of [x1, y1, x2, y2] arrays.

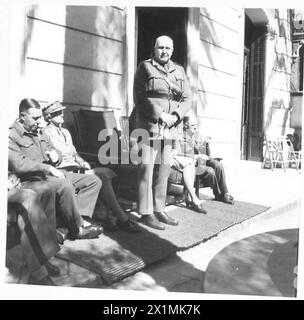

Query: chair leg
[[194, 176, 200, 198]]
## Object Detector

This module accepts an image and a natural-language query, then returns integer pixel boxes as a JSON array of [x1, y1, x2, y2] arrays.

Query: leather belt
[[146, 91, 181, 102]]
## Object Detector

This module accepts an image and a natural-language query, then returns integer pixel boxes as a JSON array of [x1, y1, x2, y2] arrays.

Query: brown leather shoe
[[215, 193, 234, 205], [140, 215, 165, 230], [28, 275, 56, 286], [222, 193, 234, 205], [44, 261, 60, 277], [77, 224, 103, 239], [117, 218, 142, 233], [56, 228, 68, 244], [154, 211, 179, 226]]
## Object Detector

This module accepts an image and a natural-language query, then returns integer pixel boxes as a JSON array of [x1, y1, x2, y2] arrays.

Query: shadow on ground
[[203, 228, 298, 297]]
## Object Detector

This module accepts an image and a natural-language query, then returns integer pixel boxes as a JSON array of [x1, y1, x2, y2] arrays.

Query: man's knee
[[199, 167, 216, 187], [208, 159, 223, 171], [16, 189, 39, 208], [52, 178, 75, 195], [85, 174, 102, 190]]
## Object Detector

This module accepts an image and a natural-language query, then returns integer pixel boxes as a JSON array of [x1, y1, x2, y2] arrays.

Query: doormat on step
[[56, 200, 269, 285]]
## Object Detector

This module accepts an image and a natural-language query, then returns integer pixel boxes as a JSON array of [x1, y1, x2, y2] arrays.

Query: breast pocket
[[16, 139, 34, 149], [174, 76, 185, 92], [146, 76, 168, 92]]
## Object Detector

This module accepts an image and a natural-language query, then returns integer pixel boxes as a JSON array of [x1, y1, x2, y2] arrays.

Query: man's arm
[[171, 66, 192, 123], [42, 130, 63, 166], [8, 136, 52, 175], [133, 62, 164, 122]]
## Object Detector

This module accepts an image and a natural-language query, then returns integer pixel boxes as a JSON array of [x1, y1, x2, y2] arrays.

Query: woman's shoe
[[117, 218, 142, 233], [185, 199, 207, 214]]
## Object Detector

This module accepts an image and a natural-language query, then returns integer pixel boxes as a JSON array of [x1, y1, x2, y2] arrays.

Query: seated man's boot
[[154, 211, 178, 226], [215, 193, 234, 205], [28, 275, 56, 286], [77, 224, 103, 239], [222, 193, 234, 205], [44, 261, 60, 277], [140, 214, 165, 230]]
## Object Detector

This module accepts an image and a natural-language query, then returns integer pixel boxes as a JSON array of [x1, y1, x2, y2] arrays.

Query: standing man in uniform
[[133, 35, 192, 230]]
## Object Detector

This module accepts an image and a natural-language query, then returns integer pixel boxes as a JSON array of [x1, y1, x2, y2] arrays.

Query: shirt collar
[[12, 120, 40, 137], [151, 58, 176, 73]]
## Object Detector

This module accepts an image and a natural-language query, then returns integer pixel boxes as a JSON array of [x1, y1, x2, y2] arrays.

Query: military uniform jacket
[[133, 58, 191, 139], [8, 120, 61, 179]]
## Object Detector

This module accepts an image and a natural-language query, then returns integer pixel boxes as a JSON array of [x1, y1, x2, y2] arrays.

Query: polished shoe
[[223, 193, 234, 205], [56, 228, 68, 245], [77, 224, 103, 239], [140, 215, 165, 230], [154, 211, 178, 226], [215, 193, 234, 205], [185, 199, 207, 214], [117, 218, 142, 233], [44, 261, 60, 277], [98, 218, 119, 232], [82, 215, 104, 232], [28, 275, 56, 286]]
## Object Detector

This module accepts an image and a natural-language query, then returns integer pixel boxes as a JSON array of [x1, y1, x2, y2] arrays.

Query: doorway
[[136, 7, 188, 68], [241, 14, 267, 161]]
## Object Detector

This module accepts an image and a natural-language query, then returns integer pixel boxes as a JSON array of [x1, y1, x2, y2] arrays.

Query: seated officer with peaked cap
[[43, 101, 141, 233], [8, 98, 103, 240]]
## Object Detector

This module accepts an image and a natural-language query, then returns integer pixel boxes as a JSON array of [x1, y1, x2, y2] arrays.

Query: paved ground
[[3, 161, 303, 299]]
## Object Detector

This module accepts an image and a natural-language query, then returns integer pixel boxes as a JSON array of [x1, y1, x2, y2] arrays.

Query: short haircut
[[154, 35, 174, 48], [183, 116, 190, 124], [19, 98, 41, 114]]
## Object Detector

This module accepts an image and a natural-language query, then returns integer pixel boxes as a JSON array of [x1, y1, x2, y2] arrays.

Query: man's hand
[[48, 166, 65, 179], [45, 150, 59, 164], [80, 161, 91, 170], [197, 154, 209, 161], [8, 174, 21, 191], [159, 112, 178, 128]]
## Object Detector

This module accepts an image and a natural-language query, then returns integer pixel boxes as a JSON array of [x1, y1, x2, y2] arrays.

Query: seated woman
[[7, 173, 60, 286], [170, 143, 206, 214], [42, 101, 141, 233], [181, 117, 234, 205]]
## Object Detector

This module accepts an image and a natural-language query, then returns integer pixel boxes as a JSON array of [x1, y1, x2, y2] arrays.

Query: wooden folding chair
[[286, 136, 301, 172], [262, 135, 301, 172], [262, 135, 284, 171]]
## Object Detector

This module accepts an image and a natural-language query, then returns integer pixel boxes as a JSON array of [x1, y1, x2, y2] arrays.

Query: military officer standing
[[133, 35, 191, 230]]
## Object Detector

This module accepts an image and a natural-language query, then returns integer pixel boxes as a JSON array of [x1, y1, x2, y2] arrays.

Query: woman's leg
[[92, 168, 128, 222], [90, 168, 141, 232], [182, 164, 201, 206]]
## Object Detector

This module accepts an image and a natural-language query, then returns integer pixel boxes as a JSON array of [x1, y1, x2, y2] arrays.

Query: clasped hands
[[159, 112, 178, 128], [8, 173, 21, 191]]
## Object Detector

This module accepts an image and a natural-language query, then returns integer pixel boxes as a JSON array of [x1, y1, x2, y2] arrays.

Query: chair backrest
[[73, 109, 119, 154], [264, 135, 292, 162]]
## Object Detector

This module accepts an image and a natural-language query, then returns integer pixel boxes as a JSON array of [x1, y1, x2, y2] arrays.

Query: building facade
[[6, 5, 299, 168]]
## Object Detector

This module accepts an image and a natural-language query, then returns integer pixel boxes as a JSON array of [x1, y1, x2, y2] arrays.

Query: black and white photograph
[[0, 0, 303, 301]]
